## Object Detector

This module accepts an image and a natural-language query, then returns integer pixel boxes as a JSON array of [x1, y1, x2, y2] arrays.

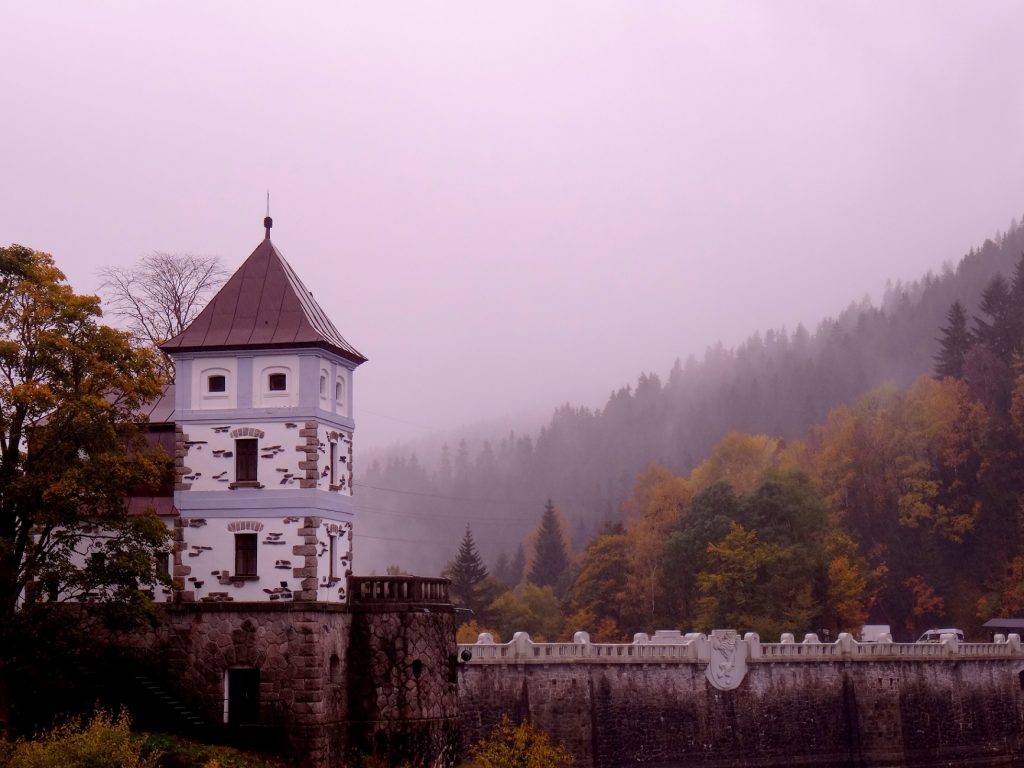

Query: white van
[[916, 628, 964, 643], [859, 625, 891, 643]]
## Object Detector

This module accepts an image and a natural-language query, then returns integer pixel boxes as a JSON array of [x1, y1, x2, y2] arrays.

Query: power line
[[354, 498, 541, 523], [354, 480, 537, 506]]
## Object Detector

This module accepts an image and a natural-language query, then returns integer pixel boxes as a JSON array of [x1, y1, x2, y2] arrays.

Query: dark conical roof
[[161, 237, 367, 365]]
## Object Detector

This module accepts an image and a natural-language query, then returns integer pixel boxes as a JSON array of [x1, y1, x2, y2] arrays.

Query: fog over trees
[[356, 217, 1024, 579]]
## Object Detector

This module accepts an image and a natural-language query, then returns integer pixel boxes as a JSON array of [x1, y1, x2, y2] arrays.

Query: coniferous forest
[[361, 218, 1024, 641]]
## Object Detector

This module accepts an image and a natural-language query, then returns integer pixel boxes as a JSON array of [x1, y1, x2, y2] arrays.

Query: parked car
[[916, 628, 964, 643]]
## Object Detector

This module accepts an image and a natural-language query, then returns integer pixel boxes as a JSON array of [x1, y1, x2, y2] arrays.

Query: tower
[[160, 219, 367, 603]]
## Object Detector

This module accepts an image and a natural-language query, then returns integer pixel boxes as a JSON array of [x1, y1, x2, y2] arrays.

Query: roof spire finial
[[264, 190, 273, 240]]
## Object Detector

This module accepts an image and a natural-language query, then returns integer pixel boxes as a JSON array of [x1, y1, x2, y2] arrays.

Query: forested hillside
[[358, 218, 1024, 578]]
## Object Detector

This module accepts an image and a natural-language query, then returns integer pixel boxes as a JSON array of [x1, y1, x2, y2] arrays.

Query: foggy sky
[[3, 2, 1024, 452]]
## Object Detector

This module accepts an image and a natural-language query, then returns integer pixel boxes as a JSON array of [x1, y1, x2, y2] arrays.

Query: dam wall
[[457, 630, 1024, 768]]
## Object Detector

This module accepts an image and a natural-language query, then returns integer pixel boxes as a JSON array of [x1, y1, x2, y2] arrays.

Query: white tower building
[[160, 217, 367, 603]]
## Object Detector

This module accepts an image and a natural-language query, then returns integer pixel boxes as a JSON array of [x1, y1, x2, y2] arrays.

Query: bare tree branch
[[99, 252, 227, 378]]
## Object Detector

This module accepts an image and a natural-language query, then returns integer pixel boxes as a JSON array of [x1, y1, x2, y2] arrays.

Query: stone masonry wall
[[159, 605, 351, 767], [349, 606, 461, 766], [459, 658, 1024, 768]]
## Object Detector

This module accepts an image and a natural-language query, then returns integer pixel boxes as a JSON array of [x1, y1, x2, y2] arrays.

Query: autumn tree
[[489, 583, 565, 641], [0, 245, 169, 733], [622, 464, 692, 627], [661, 481, 740, 625], [689, 431, 780, 495], [527, 500, 570, 592], [567, 522, 629, 636], [98, 252, 226, 377]]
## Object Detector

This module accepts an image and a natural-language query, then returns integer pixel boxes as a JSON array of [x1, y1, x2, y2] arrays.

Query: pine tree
[[493, 550, 512, 587], [974, 274, 1013, 359], [509, 544, 526, 588], [444, 525, 489, 614], [934, 300, 972, 379], [1007, 253, 1024, 355], [528, 500, 570, 590]]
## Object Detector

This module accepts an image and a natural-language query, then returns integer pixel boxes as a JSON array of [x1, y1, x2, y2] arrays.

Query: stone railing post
[[744, 632, 762, 659], [573, 630, 592, 657], [511, 631, 534, 659], [694, 633, 711, 662], [1009, 633, 1021, 653], [940, 632, 960, 655], [837, 632, 855, 656]]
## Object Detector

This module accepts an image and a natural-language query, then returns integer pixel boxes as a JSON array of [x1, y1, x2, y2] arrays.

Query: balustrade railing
[[349, 575, 450, 605], [458, 630, 1023, 664]]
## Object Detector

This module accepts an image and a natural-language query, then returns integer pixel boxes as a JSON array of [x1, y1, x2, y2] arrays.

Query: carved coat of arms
[[705, 629, 748, 691]]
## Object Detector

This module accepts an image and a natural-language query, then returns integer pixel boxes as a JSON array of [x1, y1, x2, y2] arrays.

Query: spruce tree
[[934, 300, 971, 379], [444, 525, 489, 614], [528, 500, 570, 590], [1008, 252, 1024, 355], [974, 274, 1013, 359], [509, 544, 526, 588]]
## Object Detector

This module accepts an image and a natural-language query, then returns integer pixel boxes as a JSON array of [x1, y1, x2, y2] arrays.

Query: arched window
[[319, 374, 326, 396], [335, 378, 346, 410]]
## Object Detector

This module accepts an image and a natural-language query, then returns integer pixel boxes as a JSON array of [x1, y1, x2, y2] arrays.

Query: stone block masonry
[[458, 631, 1024, 768], [99, 577, 459, 768], [162, 604, 351, 767]]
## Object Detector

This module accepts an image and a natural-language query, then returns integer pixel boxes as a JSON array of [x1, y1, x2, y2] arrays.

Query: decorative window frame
[[200, 366, 231, 402], [261, 365, 292, 399], [228, 429, 265, 489]]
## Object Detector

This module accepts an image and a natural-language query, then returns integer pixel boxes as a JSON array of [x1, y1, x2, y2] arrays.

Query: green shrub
[[463, 716, 573, 768], [2, 708, 158, 768]]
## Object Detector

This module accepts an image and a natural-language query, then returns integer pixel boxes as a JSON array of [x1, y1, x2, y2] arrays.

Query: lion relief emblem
[[705, 629, 748, 691]]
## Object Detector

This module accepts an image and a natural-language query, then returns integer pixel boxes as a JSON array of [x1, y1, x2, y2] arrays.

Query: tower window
[[320, 374, 326, 396], [268, 373, 287, 391], [329, 441, 337, 486], [235, 438, 258, 482], [234, 533, 258, 577], [207, 374, 226, 393]]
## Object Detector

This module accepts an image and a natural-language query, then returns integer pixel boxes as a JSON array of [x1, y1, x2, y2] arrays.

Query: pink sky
[[3, 2, 1024, 449]]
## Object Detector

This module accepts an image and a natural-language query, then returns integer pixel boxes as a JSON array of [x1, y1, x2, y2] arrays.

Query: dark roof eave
[[163, 339, 367, 366]]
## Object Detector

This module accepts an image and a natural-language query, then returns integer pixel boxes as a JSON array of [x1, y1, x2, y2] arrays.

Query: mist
[[3, 3, 1024, 572]]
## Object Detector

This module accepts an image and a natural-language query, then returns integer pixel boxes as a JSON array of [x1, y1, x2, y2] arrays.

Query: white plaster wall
[[180, 421, 352, 494], [252, 354, 300, 408], [314, 423, 354, 495], [190, 357, 238, 410], [176, 516, 352, 603]]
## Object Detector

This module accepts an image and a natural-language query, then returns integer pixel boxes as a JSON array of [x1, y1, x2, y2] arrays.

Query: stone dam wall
[[457, 631, 1024, 768]]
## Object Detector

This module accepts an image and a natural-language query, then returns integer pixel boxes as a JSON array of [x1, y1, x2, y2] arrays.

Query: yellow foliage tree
[[464, 715, 574, 768], [689, 431, 780, 495], [622, 465, 692, 626]]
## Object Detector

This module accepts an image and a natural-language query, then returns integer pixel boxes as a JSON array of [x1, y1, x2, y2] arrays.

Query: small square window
[[208, 374, 226, 393], [268, 373, 287, 391]]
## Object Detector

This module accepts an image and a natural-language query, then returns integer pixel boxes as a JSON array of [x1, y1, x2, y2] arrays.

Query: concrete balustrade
[[459, 629, 1023, 663]]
